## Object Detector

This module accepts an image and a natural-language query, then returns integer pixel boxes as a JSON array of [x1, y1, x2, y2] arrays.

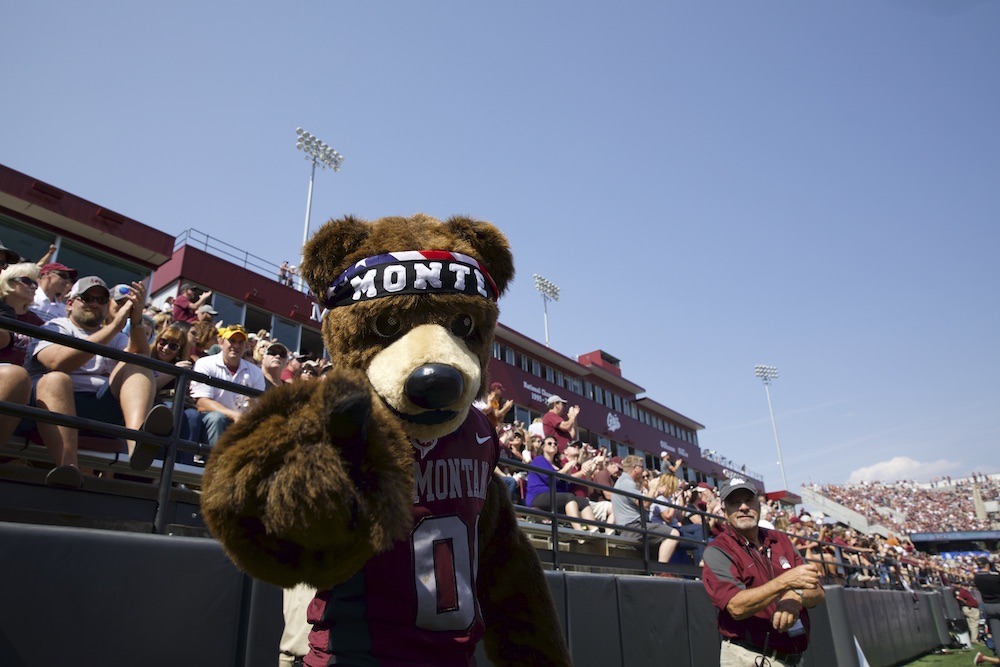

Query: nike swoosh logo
[[475, 433, 492, 444]]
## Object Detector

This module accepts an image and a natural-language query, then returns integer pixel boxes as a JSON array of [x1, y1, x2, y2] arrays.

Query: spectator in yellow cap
[[189, 324, 266, 450]]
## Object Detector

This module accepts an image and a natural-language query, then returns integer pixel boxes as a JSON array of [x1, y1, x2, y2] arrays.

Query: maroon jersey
[[305, 409, 500, 667], [702, 525, 811, 655]]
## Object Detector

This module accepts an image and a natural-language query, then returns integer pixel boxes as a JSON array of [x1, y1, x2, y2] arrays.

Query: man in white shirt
[[190, 324, 266, 447], [29, 262, 77, 323], [26, 276, 162, 488]]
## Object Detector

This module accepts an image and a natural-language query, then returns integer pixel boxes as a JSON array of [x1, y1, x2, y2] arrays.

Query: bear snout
[[404, 363, 465, 409]]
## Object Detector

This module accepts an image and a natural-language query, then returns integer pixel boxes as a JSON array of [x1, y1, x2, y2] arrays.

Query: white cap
[[68, 276, 109, 299], [546, 395, 567, 405]]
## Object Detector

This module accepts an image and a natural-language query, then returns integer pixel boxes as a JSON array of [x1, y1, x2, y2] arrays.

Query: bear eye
[[373, 312, 402, 339], [450, 313, 475, 338]]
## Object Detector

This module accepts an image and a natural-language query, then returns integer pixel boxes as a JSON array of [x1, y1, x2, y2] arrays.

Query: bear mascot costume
[[201, 214, 572, 666]]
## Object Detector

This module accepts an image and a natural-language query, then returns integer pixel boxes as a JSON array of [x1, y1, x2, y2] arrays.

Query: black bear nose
[[405, 364, 465, 409]]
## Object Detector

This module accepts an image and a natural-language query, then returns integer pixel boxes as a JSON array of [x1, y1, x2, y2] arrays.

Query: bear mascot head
[[201, 214, 571, 666]]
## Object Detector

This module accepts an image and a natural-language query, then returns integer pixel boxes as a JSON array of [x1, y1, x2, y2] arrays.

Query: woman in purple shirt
[[524, 436, 597, 531]]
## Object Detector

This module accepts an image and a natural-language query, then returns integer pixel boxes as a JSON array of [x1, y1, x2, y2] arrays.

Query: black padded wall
[[0, 522, 245, 666], [617, 576, 690, 667], [0, 522, 957, 667]]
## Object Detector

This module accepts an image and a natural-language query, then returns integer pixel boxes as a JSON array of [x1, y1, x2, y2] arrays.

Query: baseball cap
[[266, 342, 289, 355], [717, 476, 758, 502], [489, 382, 504, 392], [111, 284, 133, 301], [181, 282, 204, 294], [197, 304, 218, 315], [799, 514, 814, 523], [609, 456, 623, 466], [0, 240, 19, 265], [40, 262, 77, 280], [219, 324, 248, 340], [546, 394, 567, 405], [68, 276, 110, 299]]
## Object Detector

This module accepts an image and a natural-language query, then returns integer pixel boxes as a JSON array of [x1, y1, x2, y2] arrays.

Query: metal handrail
[[0, 314, 940, 586], [0, 315, 264, 533], [173, 229, 305, 291], [506, 457, 714, 575]]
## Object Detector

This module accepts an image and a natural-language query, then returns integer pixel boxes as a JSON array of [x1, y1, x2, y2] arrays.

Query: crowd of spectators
[[4, 240, 994, 595], [0, 240, 329, 488], [811, 477, 999, 534], [484, 393, 723, 568], [487, 406, 999, 591]]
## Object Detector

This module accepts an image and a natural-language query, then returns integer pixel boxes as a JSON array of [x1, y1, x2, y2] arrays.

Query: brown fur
[[200, 214, 570, 665]]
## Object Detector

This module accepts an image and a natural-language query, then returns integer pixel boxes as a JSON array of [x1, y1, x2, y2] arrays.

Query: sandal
[[130, 404, 174, 471], [45, 465, 83, 489]]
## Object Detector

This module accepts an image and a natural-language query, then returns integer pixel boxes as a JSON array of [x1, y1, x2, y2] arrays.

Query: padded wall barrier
[[0, 522, 958, 667], [804, 587, 860, 667], [617, 576, 690, 667], [837, 588, 947, 667], [0, 522, 247, 666], [244, 580, 284, 667], [683, 579, 721, 667]]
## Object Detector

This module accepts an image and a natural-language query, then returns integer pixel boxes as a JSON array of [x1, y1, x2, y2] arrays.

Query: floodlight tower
[[533, 274, 560, 348], [295, 128, 344, 289], [754, 364, 789, 493]]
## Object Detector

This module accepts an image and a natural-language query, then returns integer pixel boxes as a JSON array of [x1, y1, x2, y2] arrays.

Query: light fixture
[[754, 364, 788, 493], [294, 127, 345, 291], [533, 274, 560, 348]]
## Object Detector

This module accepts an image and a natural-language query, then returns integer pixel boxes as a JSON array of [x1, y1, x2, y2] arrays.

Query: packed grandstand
[[783, 473, 1000, 590]]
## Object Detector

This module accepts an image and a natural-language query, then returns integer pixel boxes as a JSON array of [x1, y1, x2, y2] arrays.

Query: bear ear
[[301, 215, 371, 297], [445, 216, 515, 297]]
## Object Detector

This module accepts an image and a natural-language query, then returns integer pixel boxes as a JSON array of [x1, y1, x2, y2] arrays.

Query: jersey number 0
[[411, 514, 480, 632]]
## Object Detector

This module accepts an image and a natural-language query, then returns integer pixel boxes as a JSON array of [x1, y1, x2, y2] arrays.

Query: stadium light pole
[[533, 274, 560, 348], [295, 128, 344, 290], [754, 364, 789, 493]]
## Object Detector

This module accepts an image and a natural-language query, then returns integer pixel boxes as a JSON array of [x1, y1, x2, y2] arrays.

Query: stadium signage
[[522, 381, 551, 405], [606, 412, 621, 432], [909, 530, 1000, 542]]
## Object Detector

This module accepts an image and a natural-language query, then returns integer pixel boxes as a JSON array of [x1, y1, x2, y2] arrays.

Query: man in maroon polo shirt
[[542, 394, 579, 452], [702, 477, 825, 666], [172, 283, 213, 324]]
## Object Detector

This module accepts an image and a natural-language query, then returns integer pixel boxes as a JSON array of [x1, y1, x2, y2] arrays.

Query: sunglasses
[[52, 270, 73, 281], [75, 293, 110, 305], [302, 368, 318, 375], [157, 340, 180, 351], [266, 349, 288, 358], [17, 276, 39, 289]]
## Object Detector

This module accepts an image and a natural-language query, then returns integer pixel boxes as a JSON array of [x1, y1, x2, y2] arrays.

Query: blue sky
[[4, 1, 998, 494]]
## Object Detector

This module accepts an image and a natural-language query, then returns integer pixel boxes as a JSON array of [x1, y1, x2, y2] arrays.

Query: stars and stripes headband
[[324, 250, 499, 309]]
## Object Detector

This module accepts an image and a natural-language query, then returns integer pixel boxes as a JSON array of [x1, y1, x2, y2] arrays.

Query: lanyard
[[733, 526, 775, 580]]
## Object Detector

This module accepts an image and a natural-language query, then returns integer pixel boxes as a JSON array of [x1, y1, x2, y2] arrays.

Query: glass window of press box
[[1, 216, 151, 287]]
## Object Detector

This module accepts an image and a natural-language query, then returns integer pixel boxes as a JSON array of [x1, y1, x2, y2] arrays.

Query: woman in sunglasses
[[524, 436, 597, 532], [147, 324, 201, 457], [0, 262, 42, 443], [0, 262, 44, 365], [151, 324, 192, 395]]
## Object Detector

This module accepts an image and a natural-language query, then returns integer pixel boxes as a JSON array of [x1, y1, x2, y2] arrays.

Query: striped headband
[[324, 250, 499, 309]]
